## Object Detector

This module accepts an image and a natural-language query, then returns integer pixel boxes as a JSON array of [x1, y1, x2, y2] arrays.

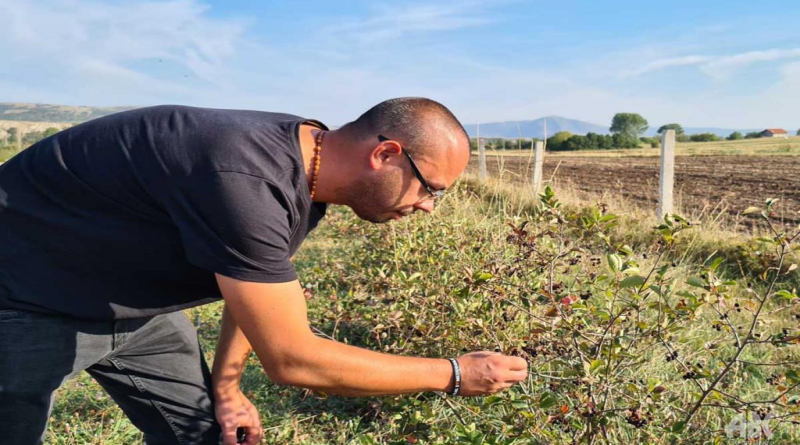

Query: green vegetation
[[657, 124, 684, 136], [0, 126, 64, 162], [609, 113, 648, 148], [0, 103, 134, 123], [727, 131, 744, 141], [45, 178, 800, 444], [689, 133, 721, 142]]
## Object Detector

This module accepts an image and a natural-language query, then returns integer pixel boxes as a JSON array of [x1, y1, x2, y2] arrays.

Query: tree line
[[471, 115, 800, 152], [0, 126, 67, 150]]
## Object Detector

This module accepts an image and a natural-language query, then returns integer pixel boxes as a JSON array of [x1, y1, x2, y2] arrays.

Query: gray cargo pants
[[0, 309, 222, 444]]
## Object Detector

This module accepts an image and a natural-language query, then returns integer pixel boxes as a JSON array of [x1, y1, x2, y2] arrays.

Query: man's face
[[343, 134, 470, 223]]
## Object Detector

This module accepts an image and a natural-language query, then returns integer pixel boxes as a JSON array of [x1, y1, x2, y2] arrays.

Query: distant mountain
[[464, 116, 609, 139], [0, 103, 135, 123]]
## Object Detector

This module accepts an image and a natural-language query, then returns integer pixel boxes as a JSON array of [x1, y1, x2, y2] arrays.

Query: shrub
[[727, 131, 744, 141], [689, 133, 721, 142], [296, 185, 800, 444]]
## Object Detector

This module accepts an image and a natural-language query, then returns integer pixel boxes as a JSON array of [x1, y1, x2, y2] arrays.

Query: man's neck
[[298, 123, 328, 201]]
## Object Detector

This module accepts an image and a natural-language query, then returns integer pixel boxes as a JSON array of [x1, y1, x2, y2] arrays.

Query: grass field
[[44, 174, 800, 444]]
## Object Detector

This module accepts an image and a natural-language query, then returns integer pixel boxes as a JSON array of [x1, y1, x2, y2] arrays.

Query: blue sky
[[1, 0, 799, 130]]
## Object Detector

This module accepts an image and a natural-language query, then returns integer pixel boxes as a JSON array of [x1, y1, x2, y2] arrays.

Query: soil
[[467, 154, 800, 230]]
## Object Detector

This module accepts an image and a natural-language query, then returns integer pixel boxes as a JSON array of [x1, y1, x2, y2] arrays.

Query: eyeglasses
[[378, 135, 445, 201]]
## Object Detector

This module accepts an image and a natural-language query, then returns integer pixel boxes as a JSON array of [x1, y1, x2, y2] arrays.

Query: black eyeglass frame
[[378, 135, 445, 201]]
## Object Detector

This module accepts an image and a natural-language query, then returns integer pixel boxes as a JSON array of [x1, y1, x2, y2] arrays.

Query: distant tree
[[43, 127, 60, 138], [610, 113, 649, 141], [689, 133, 720, 142], [727, 131, 743, 141], [546, 131, 573, 151], [657, 123, 684, 136], [562, 135, 590, 151], [640, 136, 660, 148], [676, 134, 691, 143], [612, 133, 641, 149], [744, 131, 762, 139], [586, 132, 614, 149], [796, 128, 800, 136]]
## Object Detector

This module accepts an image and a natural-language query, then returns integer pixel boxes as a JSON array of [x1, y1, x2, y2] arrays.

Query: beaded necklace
[[309, 130, 324, 199]]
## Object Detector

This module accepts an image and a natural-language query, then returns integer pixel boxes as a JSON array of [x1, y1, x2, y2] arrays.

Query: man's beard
[[339, 175, 404, 224]]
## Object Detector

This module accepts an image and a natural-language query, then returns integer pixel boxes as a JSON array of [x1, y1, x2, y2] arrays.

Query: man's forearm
[[212, 305, 253, 396], [216, 276, 526, 398], [257, 333, 454, 397]]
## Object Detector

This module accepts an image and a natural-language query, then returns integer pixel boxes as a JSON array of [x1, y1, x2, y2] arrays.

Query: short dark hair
[[342, 97, 467, 158]]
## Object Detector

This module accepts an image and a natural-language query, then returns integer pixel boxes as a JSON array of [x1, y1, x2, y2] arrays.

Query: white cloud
[[625, 47, 800, 80], [0, 0, 248, 101], [322, 1, 495, 46], [625, 55, 712, 77], [700, 48, 800, 80]]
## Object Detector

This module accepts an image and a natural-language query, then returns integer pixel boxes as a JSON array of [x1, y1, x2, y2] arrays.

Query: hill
[[0, 103, 135, 123]]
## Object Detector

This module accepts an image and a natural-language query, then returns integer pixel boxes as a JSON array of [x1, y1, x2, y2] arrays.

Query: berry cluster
[[766, 373, 782, 385], [625, 409, 651, 428], [665, 351, 679, 362]]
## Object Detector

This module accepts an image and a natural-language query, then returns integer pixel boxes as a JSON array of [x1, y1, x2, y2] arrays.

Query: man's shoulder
[[107, 105, 306, 127]]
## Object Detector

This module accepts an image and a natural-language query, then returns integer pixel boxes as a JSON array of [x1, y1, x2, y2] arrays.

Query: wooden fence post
[[658, 129, 675, 218], [477, 124, 487, 182], [532, 141, 544, 194]]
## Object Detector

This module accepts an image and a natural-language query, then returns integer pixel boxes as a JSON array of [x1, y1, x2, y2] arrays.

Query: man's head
[[332, 97, 470, 223]]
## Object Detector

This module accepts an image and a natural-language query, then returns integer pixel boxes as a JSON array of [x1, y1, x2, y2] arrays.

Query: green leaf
[[473, 272, 493, 284], [708, 257, 724, 272], [671, 421, 687, 433], [774, 290, 797, 301], [589, 359, 605, 374], [686, 277, 706, 288], [539, 392, 558, 409], [607, 254, 623, 273], [787, 370, 800, 384], [620, 275, 646, 289], [510, 400, 528, 410]]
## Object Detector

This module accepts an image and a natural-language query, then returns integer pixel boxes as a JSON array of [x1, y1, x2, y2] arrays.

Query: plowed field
[[467, 154, 800, 230]]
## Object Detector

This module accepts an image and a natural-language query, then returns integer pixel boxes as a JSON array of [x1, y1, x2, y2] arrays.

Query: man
[[0, 97, 528, 444]]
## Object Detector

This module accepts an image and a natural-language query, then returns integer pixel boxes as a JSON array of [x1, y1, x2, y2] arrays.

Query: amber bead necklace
[[309, 130, 324, 199]]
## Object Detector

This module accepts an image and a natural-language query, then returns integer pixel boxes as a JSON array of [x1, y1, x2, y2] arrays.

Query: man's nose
[[413, 199, 435, 214]]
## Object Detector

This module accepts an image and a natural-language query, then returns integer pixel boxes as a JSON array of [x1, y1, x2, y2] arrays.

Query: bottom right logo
[[725, 412, 774, 441]]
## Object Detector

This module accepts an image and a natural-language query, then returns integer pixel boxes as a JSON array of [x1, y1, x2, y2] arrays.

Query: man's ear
[[369, 139, 402, 170]]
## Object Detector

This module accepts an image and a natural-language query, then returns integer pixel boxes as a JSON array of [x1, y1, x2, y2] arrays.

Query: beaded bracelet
[[448, 358, 461, 396]]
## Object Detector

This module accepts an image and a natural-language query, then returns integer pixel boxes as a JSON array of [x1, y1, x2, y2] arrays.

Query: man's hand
[[214, 388, 262, 445], [455, 351, 528, 396]]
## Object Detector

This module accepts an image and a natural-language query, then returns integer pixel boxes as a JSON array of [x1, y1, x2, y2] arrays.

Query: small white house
[[760, 128, 789, 138]]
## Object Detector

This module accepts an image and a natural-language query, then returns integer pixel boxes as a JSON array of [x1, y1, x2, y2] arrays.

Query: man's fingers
[[222, 427, 240, 445], [243, 425, 262, 445], [504, 355, 529, 371], [505, 369, 529, 383]]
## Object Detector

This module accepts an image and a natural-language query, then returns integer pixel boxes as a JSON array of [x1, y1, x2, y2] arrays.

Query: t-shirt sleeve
[[163, 171, 298, 283]]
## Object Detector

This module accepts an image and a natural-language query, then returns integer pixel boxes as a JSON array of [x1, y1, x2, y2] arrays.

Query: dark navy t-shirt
[[0, 105, 328, 320]]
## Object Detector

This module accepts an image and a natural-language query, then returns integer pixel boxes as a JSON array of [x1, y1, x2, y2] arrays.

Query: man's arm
[[212, 305, 262, 445], [215, 274, 528, 397]]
